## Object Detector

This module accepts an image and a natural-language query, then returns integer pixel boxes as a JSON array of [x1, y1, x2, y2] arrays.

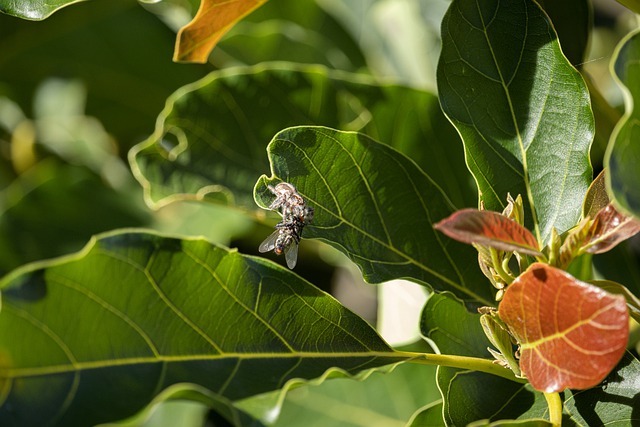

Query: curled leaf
[[499, 263, 629, 392], [583, 203, 640, 254], [434, 209, 542, 257], [174, 0, 268, 63]]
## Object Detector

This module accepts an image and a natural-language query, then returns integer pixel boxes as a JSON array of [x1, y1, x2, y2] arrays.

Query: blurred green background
[[1, 0, 638, 426]]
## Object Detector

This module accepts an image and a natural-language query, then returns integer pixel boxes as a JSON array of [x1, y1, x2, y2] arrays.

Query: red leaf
[[583, 203, 640, 254], [499, 263, 629, 392], [434, 209, 542, 256]]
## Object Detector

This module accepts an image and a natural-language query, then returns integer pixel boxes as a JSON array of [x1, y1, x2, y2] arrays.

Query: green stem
[[544, 392, 563, 426], [490, 248, 514, 285], [398, 351, 526, 384]]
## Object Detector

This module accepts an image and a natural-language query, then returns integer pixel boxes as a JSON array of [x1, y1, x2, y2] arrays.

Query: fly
[[259, 182, 314, 269]]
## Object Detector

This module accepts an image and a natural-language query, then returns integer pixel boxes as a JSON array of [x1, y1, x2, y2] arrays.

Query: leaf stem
[[399, 351, 526, 384], [544, 392, 563, 426], [490, 248, 514, 285]]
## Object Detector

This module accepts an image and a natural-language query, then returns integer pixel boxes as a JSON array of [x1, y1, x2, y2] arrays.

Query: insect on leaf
[[255, 126, 494, 305]]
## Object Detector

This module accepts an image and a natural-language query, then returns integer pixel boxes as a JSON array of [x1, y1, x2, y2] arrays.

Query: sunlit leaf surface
[[0, 231, 406, 427], [175, 0, 268, 63], [607, 28, 640, 220], [563, 351, 640, 425], [434, 209, 542, 256], [420, 293, 548, 425], [255, 127, 493, 305], [438, 0, 594, 244], [130, 64, 473, 211], [584, 204, 640, 253], [0, 0, 85, 19], [499, 263, 629, 392]]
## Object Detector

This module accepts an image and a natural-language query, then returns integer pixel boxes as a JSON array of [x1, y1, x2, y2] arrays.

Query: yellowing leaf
[[174, 0, 268, 63]]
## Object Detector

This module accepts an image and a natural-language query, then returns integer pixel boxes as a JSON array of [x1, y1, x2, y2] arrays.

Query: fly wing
[[259, 230, 279, 253], [284, 240, 299, 269]]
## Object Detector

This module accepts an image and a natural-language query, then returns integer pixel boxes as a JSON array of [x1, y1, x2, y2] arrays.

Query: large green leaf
[[420, 293, 548, 425], [130, 64, 474, 211], [271, 362, 439, 427], [0, 0, 85, 19], [607, 28, 640, 220], [563, 352, 640, 425], [254, 126, 493, 305], [0, 161, 149, 276], [437, 0, 594, 245], [0, 231, 409, 427]]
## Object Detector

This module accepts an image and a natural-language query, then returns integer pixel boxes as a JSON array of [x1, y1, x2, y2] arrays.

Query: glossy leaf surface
[[499, 263, 629, 392], [434, 209, 542, 256], [607, 28, 640, 220], [438, 0, 593, 244], [255, 127, 492, 305], [0, 231, 406, 427], [175, 0, 268, 63], [0, 0, 84, 19], [584, 203, 640, 254], [563, 352, 640, 425], [420, 293, 548, 425], [130, 64, 473, 210]]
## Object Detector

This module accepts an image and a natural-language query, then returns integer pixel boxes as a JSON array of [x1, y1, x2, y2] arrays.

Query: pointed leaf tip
[[499, 263, 629, 392], [434, 209, 542, 256]]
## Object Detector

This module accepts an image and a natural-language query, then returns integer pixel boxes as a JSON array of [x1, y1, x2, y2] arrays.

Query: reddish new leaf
[[499, 263, 629, 392], [174, 0, 268, 63], [434, 209, 542, 256], [583, 203, 640, 254]]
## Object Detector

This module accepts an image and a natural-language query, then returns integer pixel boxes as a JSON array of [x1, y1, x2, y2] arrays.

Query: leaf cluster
[[1, 0, 640, 426]]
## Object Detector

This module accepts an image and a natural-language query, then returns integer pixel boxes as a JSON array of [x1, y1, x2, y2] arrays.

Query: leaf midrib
[[282, 130, 492, 306], [0, 351, 404, 379]]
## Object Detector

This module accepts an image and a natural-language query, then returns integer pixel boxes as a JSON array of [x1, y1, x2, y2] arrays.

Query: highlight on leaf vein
[[498, 263, 629, 393], [258, 182, 314, 269]]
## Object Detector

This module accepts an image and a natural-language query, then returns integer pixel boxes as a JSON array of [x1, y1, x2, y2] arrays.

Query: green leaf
[[590, 279, 640, 323], [130, 64, 474, 210], [563, 352, 640, 425], [254, 126, 493, 305], [406, 401, 445, 427], [607, 28, 640, 220], [421, 293, 548, 426], [0, 0, 85, 20], [271, 362, 439, 427], [0, 230, 408, 427], [536, 0, 591, 68], [0, 161, 149, 276], [467, 420, 552, 427], [438, 0, 594, 245], [593, 242, 640, 298], [0, 0, 209, 146]]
